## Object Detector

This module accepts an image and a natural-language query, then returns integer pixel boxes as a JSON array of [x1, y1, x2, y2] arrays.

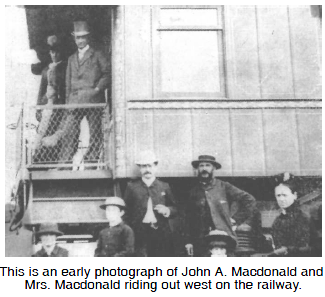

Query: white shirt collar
[[78, 44, 89, 54], [142, 177, 156, 187], [109, 218, 123, 227], [48, 60, 62, 69]]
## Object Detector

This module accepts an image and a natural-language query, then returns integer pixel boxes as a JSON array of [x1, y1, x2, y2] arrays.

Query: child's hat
[[36, 223, 63, 237], [100, 197, 126, 209], [205, 229, 237, 250]]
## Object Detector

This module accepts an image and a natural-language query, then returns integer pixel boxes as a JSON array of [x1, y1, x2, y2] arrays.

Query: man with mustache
[[42, 21, 109, 168], [123, 151, 177, 256], [185, 155, 256, 256]]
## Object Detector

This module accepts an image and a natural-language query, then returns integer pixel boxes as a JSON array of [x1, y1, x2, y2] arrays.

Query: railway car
[[6, 5, 322, 256]]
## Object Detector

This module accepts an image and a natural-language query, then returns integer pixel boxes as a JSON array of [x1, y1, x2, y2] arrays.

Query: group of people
[[29, 21, 319, 258], [32, 21, 109, 167], [33, 152, 319, 257]]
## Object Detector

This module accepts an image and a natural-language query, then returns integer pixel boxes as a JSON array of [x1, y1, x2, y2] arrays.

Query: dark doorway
[[25, 5, 114, 64]]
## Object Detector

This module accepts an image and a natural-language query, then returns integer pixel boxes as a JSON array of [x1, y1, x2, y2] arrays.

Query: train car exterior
[[6, 5, 322, 256], [111, 5, 321, 178]]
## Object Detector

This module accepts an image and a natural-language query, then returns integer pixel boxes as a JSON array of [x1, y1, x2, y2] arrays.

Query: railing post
[[112, 6, 126, 178]]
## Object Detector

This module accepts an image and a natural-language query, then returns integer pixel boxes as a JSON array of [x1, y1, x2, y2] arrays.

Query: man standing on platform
[[43, 21, 109, 168]]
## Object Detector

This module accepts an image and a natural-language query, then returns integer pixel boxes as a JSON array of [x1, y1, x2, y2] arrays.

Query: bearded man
[[184, 155, 256, 256]]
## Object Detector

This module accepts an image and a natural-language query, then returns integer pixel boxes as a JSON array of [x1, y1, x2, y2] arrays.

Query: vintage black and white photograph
[[5, 5, 322, 257]]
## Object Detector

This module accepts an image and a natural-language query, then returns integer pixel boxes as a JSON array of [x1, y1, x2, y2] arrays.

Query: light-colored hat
[[36, 223, 63, 237], [135, 151, 158, 165], [72, 21, 90, 37], [100, 197, 126, 210]]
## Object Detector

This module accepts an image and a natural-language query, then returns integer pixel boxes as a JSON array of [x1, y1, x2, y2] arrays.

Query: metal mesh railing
[[25, 104, 111, 170]]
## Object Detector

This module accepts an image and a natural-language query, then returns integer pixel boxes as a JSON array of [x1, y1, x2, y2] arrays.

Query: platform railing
[[15, 109, 24, 177], [22, 103, 112, 170]]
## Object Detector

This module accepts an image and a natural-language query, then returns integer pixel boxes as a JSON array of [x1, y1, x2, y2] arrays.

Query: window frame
[[152, 5, 226, 100]]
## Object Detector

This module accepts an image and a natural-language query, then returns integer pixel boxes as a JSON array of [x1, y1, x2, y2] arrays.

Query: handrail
[[34, 103, 107, 109]]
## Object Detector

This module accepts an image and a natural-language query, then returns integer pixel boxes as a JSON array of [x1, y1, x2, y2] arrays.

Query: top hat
[[205, 229, 237, 250], [191, 155, 221, 169], [72, 21, 90, 37], [100, 197, 126, 210], [36, 223, 63, 237], [135, 151, 158, 165]]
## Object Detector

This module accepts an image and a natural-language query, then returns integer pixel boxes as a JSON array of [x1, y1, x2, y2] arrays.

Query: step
[[24, 197, 108, 225], [30, 169, 113, 180]]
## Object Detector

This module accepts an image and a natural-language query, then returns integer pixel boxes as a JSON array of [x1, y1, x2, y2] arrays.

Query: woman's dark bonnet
[[274, 172, 298, 194]]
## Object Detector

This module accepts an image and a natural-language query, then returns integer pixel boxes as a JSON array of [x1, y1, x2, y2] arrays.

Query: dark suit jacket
[[36, 61, 67, 106], [186, 178, 256, 245], [66, 47, 109, 104], [94, 222, 135, 257], [123, 179, 177, 244]]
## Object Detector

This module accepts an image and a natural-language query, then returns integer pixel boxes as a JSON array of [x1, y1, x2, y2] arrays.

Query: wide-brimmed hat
[[36, 223, 63, 237], [135, 151, 158, 165], [205, 230, 237, 250], [192, 155, 221, 169], [71, 21, 90, 37], [100, 197, 126, 210]]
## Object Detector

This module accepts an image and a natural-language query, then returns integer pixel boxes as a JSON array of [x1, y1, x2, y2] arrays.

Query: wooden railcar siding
[[113, 6, 321, 178], [256, 6, 295, 99], [126, 109, 321, 177], [296, 110, 322, 176], [123, 6, 321, 101], [191, 110, 233, 176], [230, 110, 265, 176], [288, 6, 322, 99], [224, 6, 261, 99], [125, 6, 152, 100]]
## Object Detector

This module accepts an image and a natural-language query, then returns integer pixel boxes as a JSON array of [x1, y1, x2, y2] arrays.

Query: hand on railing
[[42, 131, 62, 147], [31, 134, 43, 151]]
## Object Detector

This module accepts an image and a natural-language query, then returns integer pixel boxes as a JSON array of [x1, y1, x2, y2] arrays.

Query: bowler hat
[[205, 230, 237, 250], [135, 151, 158, 165], [71, 21, 90, 37], [36, 223, 63, 237], [191, 155, 221, 169], [100, 197, 126, 210]]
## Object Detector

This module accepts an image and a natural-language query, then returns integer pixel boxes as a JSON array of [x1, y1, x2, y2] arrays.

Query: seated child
[[95, 197, 135, 257], [205, 230, 237, 257], [32, 223, 68, 257]]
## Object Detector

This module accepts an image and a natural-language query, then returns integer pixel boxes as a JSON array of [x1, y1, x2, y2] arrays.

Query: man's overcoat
[[185, 178, 256, 255], [65, 47, 109, 104], [123, 179, 177, 256]]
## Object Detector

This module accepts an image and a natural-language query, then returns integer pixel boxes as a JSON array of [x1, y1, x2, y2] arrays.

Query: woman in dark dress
[[271, 173, 311, 256]]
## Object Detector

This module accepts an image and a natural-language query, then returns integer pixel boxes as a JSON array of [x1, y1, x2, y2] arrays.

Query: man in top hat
[[184, 155, 256, 257], [42, 21, 109, 167], [32, 223, 68, 257], [123, 151, 178, 256], [95, 197, 135, 257], [32, 34, 67, 161]]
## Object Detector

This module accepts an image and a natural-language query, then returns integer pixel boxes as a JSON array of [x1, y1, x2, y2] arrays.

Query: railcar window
[[152, 6, 225, 100]]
